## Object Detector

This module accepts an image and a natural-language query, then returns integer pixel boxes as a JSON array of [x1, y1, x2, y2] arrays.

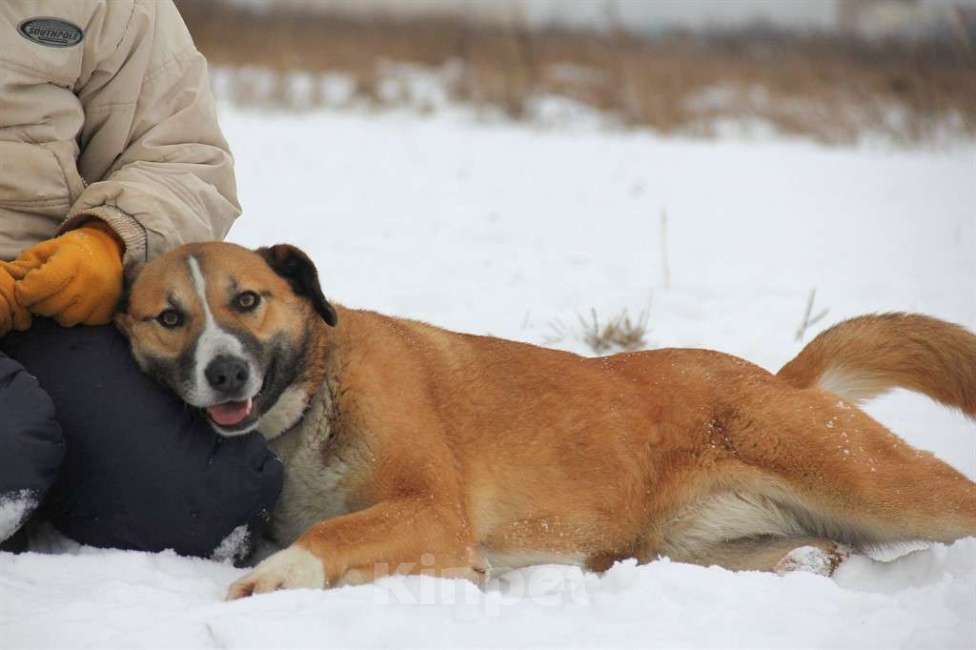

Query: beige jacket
[[0, 0, 239, 266]]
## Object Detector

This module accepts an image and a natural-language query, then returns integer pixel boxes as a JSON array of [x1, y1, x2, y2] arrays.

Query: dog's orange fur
[[120, 243, 976, 598], [779, 312, 976, 418], [293, 309, 976, 581]]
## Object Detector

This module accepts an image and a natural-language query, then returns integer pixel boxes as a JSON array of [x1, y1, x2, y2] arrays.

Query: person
[[0, 0, 282, 561]]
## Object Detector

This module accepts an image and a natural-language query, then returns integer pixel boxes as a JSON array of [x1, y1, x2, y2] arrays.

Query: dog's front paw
[[226, 545, 326, 600]]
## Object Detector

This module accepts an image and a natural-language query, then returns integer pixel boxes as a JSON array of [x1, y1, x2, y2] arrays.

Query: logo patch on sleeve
[[17, 17, 84, 48]]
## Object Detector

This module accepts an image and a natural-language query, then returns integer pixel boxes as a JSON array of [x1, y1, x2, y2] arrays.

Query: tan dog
[[117, 242, 976, 599]]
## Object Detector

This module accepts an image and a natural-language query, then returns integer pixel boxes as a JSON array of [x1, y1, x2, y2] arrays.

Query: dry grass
[[580, 308, 650, 354], [177, 1, 976, 145], [545, 308, 650, 355]]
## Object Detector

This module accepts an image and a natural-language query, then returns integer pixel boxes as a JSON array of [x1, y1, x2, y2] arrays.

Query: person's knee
[[1, 319, 283, 560]]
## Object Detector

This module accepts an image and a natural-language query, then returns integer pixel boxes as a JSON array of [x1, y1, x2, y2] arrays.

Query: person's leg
[[0, 351, 64, 551], [1, 319, 283, 563]]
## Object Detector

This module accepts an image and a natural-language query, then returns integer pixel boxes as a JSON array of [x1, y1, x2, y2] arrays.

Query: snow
[[4, 538, 975, 648], [2, 104, 975, 648], [210, 525, 252, 565], [0, 490, 38, 543]]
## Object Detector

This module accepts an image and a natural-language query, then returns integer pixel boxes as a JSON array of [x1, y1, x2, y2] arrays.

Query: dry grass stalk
[[660, 209, 671, 290], [795, 288, 830, 342], [542, 317, 569, 347]]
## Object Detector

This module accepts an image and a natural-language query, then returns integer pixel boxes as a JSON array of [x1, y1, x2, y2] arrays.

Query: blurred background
[[176, 0, 976, 145]]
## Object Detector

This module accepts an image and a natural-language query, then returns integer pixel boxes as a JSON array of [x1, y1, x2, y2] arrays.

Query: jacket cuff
[[60, 205, 148, 267]]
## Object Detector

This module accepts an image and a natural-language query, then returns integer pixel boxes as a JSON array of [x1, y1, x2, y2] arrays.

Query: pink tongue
[[207, 398, 254, 427]]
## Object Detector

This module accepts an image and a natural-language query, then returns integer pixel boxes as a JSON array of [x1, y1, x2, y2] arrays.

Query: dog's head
[[117, 242, 337, 438]]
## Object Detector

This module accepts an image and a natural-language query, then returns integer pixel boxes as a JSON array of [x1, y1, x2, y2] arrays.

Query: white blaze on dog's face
[[117, 242, 337, 438]]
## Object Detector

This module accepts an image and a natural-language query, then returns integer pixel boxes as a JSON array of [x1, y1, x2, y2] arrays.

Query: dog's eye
[[158, 309, 184, 329], [233, 291, 261, 312]]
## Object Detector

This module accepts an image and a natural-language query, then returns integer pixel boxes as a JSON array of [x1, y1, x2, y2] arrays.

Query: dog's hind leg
[[655, 486, 853, 575], [657, 389, 976, 576], [732, 391, 976, 549]]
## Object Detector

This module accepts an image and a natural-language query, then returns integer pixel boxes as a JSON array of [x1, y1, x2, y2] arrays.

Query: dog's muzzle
[[203, 355, 256, 428]]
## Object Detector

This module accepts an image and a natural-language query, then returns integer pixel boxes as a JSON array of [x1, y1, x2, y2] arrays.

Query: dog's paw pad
[[775, 544, 850, 577]]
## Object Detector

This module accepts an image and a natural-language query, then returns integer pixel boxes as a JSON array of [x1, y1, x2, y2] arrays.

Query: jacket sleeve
[[61, 0, 240, 267]]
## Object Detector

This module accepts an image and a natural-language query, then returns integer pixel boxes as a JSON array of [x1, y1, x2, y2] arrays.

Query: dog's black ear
[[256, 244, 337, 326], [116, 262, 145, 315]]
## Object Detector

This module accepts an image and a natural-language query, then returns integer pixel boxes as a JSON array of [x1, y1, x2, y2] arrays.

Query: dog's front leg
[[226, 497, 478, 599]]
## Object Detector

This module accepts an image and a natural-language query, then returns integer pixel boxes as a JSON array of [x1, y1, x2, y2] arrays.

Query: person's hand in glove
[[0, 263, 32, 337], [6, 222, 124, 327]]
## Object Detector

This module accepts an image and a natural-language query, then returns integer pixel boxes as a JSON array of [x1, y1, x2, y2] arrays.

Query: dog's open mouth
[[202, 359, 276, 434], [206, 398, 254, 427]]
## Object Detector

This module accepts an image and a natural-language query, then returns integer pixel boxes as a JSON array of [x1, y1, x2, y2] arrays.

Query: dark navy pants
[[0, 319, 282, 563]]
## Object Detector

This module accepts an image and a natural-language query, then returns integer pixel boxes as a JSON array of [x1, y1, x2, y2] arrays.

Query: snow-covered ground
[[2, 105, 975, 649]]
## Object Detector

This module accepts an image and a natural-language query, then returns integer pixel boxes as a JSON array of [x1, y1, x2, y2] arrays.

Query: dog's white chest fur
[[266, 390, 350, 545]]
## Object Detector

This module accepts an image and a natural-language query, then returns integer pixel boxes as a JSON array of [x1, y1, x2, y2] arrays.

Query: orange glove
[[7, 223, 124, 327], [0, 263, 32, 337]]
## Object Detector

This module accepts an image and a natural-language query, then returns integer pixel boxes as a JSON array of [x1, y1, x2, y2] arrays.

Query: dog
[[116, 241, 976, 599]]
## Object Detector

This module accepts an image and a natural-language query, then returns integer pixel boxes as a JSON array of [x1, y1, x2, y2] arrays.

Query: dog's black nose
[[205, 355, 250, 394]]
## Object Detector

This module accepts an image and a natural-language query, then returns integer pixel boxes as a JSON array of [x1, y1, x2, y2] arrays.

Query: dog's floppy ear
[[114, 262, 145, 337], [115, 262, 144, 316], [256, 244, 338, 326]]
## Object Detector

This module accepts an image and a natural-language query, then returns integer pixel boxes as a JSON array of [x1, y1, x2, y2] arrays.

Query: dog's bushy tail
[[777, 312, 976, 419]]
